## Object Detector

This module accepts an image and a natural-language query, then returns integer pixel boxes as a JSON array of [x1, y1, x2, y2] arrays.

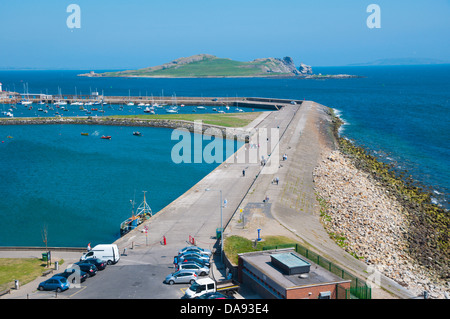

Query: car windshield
[[59, 278, 67, 283], [188, 281, 200, 292]]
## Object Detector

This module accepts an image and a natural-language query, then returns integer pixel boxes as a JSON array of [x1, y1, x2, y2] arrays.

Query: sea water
[[0, 124, 241, 246], [0, 65, 448, 246]]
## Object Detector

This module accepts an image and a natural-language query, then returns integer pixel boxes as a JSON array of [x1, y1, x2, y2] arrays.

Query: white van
[[80, 244, 120, 265]]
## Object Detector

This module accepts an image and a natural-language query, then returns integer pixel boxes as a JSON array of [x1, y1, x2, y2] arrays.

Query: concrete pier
[[0, 100, 414, 299]]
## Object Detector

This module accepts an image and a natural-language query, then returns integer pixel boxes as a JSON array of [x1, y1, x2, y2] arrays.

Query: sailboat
[[166, 93, 179, 113], [20, 83, 33, 106], [127, 90, 134, 106], [120, 191, 153, 236]]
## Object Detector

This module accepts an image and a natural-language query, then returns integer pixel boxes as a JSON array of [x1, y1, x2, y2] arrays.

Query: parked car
[[177, 262, 209, 276], [194, 292, 234, 299], [54, 269, 88, 283], [178, 252, 210, 263], [79, 258, 106, 270], [75, 262, 98, 277], [178, 246, 212, 257], [38, 276, 70, 292], [176, 255, 210, 267], [164, 270, 198, 285]]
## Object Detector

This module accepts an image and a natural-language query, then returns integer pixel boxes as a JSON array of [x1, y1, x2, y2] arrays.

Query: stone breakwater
[[0, 117, 250, 141], [313, 150, 449, 299]]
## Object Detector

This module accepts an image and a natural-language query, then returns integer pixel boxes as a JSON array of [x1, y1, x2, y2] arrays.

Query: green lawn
[[0, 258, 53, 291], [109, 112, 262, 128], [224, 235, 299, 264]]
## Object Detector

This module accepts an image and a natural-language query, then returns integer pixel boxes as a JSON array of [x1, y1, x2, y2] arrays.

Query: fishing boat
[[120, 191, 153, 236], [101, 135, 111, 139]]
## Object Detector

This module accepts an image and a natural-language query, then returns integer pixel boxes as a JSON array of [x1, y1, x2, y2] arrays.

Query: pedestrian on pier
[[242, 169, 246, 177]]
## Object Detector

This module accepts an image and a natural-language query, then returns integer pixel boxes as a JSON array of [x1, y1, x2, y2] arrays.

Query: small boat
[[166, 106, 178, 113], [101, 135, 111, 139], [81, 132, 89, 136], [133, 131, 142, 136], [196, 106, 206, 110], [143, 107, 152, 113], [120, 191, 152, 236]]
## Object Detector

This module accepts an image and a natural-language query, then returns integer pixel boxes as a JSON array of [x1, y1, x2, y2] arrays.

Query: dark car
[[79, 258, 106, 270], [54, 269, 88, 283], [75, 263, 98, 277], [176, 255, 210, 268], [194, 292, 234, 299], [177, 252, 210, 264]]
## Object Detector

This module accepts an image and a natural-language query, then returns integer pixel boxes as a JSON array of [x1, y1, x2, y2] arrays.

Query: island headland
[[78, 54, 361, 79]]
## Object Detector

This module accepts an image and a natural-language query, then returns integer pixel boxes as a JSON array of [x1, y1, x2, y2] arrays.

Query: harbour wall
[[3, 94, 302, 110]]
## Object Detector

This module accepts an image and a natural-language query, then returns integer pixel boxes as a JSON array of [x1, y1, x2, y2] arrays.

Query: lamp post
[[205, 188, 223, 263]]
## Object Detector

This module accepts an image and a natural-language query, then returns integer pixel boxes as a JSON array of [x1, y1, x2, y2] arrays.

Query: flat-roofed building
[[237, 248, 351, 299]]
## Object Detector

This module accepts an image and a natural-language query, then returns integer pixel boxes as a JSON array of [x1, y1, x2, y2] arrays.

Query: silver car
[[164, 270, 198, 285], [178, 246, 212, 257], [177, 262, 210, 276]]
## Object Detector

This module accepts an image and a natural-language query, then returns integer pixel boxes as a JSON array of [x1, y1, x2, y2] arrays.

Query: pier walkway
[[0, 100, 414, 299]]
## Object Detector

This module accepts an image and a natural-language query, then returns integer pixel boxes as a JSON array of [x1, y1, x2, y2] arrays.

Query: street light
[[205, 188, 223, 263]]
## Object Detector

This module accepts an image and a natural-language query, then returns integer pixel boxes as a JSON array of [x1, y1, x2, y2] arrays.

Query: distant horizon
[[0, 58, 449, 71]]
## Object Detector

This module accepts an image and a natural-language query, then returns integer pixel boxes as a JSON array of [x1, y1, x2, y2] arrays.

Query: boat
[[143, 106, 152, 113], [81, 132, 89, 136], [166, 107, 178, 113], [133, 131, 142, 136], [196, 106, 206, 110], [120, 191, 153, 236], [101, 135, 111, 139]]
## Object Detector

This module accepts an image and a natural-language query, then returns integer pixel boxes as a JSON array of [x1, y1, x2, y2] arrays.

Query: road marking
[[68, 285, 87, 298]]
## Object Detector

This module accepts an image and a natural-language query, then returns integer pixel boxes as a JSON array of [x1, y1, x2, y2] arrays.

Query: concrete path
[[1, 101, 415, 299]]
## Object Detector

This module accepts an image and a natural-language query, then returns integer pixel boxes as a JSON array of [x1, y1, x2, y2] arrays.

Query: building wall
[[286, 282, 351, 299]]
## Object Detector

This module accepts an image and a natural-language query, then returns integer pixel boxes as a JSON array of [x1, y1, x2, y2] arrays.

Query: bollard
[[257, 229, 262, 241], [55, 261, 59, 271], [14, 280, 19, 290], [163, 236, 167, 245]]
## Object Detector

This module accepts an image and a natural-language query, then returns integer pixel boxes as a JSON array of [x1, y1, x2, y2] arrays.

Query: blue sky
[[0, 0, 449, 69]]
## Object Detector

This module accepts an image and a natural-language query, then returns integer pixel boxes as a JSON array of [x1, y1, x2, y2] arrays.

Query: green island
[[79, 54, 309, 78]]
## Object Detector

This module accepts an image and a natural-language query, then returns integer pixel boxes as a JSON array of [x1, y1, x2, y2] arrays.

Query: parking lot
[[2, 242, 248, 299]]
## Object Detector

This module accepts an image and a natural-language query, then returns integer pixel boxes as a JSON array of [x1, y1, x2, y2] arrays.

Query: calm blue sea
[[0, 65, 448, 246]]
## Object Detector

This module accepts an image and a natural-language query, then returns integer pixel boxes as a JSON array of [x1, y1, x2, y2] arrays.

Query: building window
[[319, 291, 331, 299]]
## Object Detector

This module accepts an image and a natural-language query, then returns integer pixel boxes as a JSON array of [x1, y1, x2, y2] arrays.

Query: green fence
[[263, 243, 372, 299]]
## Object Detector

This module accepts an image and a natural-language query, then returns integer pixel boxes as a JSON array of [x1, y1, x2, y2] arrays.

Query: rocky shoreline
[[313, 109, 449, 299]]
